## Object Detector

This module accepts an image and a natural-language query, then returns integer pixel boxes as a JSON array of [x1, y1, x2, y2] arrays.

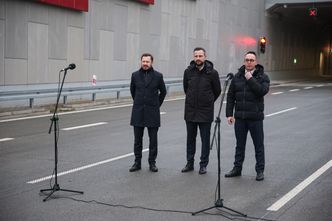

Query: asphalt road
[[0, 80, 331, 221]]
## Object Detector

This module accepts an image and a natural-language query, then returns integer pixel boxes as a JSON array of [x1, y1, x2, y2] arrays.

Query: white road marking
[[27, 149, 149, 184], [271, 92, 284, 95], [304, 87, 313, 90], [0, 138, 14, 142], [316, 85, 324, 87], [0, 97, 185, 123], [289, 89, 300, 92], [266, 107, 297, 117], [267, 159, 332, 211], [0, 104, 133, 123], [61, 122, 108, 131], [26, 106, 297, 184]]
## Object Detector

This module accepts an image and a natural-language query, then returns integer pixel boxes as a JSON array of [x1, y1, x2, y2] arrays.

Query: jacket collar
[[188, 60, 214, 74], [238, 64, 264, 76]]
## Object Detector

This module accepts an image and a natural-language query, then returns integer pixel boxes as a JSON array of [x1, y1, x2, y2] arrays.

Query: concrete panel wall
[[0, 0, 326, 87], [0, 20, 4, 85], [28, 22, 48, 84], [5, 1, 28, 59]]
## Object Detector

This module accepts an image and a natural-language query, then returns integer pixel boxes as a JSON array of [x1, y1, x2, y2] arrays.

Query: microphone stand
[[192, 75, 246, 218], [40, 69, 83, 202]]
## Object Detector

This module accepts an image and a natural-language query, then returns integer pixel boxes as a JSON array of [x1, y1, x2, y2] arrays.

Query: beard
[[142, 65, 150, 70], [195, 60, 204, 67]]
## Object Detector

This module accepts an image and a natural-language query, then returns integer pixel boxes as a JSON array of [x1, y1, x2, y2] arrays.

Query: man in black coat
[[181, 47, 221, 175], [129, 53, 167, 173], [225, 51, 270, 181]]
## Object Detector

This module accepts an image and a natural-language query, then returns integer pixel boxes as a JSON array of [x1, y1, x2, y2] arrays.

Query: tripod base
[[40, 184, 83, 202], [192, 199, 247, 217]]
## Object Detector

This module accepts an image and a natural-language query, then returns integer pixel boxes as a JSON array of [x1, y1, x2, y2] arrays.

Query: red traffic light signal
[[259, 37, 267, 53], [309, 7, 317, 17]]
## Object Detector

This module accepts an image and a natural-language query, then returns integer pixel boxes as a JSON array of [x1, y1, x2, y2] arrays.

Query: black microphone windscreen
[[68, 63, 76, 70]]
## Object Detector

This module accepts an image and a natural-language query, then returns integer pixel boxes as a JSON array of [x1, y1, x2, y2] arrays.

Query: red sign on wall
[[37, 0, 88, 12], [137, 0, 154, 4]]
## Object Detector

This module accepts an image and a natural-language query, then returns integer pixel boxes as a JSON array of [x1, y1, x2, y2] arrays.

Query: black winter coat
[[226, 64, 270, 120], [130, 67, 166, 127], [183, 60, 221, 122]]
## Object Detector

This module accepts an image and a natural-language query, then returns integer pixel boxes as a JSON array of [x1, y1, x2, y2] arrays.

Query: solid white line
[[267, 159, 332, 211], [27, 149, 149, 184], [304, 87, 313, 90], [0, 138, 14, 142], [289, 89, 300, 92], [271, 92, 284, 95], [266, 107, 297, 117], [0, 97, 185, 123], [61, 122, 108, 131], [0, 104, 133, 123]]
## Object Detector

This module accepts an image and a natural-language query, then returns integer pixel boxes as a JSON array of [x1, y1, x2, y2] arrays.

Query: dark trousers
[[186, 121, 212, 167], [234, 119, 265, 173], [133, 126, 158, 165]]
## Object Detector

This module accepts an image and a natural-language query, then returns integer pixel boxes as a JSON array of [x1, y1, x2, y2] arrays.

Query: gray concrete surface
[[0, 80, 332, 220]]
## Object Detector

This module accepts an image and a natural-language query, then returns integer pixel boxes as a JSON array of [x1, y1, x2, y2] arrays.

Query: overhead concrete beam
[[266, 0, 332, 10]]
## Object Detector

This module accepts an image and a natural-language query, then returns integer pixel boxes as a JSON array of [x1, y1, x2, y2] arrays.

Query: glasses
[[245, 59, 255, 63]]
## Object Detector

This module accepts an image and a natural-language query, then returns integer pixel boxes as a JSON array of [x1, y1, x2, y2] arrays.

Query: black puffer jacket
[[183, 60, 221, 122], [226, 64, 270, 120]]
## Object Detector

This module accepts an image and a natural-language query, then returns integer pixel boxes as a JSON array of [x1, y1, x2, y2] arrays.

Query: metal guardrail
[[0, 77, 226, 108], [0, 79, 184, 108]]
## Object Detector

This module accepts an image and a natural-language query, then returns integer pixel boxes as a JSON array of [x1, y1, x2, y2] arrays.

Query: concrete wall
[[0, 0, 325, 87]]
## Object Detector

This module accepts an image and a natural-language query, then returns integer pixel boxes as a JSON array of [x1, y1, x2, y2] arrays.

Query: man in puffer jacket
[[225, 51, 270, 181], [181, 47, 221, 175]]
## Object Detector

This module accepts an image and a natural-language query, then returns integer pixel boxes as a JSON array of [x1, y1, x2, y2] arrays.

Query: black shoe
[[256, 172, 264, 181], [129, 163, 141, 172], [199, 166, 207, 175], [149, 164, 158, 172], [225, 168, 242, 178], [181, 163, 194, 173]]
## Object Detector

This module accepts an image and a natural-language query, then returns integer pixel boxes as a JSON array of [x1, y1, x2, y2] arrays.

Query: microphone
[[226, 73, 234, 80], [61, 63, 76, 71]]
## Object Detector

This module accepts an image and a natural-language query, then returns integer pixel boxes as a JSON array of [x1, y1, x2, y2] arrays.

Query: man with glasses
[[225, 51, 270, 181]]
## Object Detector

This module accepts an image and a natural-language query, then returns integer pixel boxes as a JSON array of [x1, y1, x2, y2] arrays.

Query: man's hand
[[227, 117, 235, 125]]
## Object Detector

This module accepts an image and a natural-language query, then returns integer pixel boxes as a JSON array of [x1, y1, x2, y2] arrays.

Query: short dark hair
[[245, 51, 257, 57], [193, 47, 206, 53], [141, 53, 153, 62]]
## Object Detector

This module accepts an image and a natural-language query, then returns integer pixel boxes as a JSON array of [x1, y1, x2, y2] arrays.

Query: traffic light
[[259, 37, 267, 53]]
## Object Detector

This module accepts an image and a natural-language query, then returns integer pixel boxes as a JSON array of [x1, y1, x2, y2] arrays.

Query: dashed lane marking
[[266, 107, 297, 117], [0, 97, 183, 123], [271, 92, 284, 95], [0, 138, 14, 142], [61, 122, 108, 131], [27, 149, 149, 184]]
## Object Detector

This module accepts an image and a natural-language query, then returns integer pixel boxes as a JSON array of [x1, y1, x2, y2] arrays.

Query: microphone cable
[[54, 196, 275, 221]]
